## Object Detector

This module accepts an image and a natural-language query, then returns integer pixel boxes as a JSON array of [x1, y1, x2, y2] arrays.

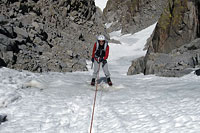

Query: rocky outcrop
[[128, 0, 200, 77], [147, 0, 199, 54], [0, 0, 108, 72], [127, 56, 145, 75], [195, 68, 200, 76], [128, 38, 200, 77], [103, 0, 168, 34], [0, 114, 7, 124]]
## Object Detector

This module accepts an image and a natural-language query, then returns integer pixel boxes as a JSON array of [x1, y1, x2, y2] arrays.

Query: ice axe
[[91, 62, 93, 69]]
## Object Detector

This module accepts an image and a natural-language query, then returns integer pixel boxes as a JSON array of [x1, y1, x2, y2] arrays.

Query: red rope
[[90, 62, 101, 133]]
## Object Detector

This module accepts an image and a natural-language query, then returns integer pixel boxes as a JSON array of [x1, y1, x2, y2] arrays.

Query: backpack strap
[[95, 41, 99, 53], [104, 41, 108, 51]]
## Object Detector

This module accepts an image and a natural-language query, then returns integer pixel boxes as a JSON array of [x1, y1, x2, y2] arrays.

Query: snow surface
[[95, 0, 108, 11], [105, 22, 113, 29], [1, 23, 200, 133]]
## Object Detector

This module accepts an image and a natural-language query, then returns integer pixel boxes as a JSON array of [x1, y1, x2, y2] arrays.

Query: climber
[[91, 35, 112, 86]]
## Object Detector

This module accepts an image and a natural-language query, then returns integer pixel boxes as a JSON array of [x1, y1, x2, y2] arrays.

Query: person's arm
[[103, 45, 109, 60], [92, 43, 97, 58]]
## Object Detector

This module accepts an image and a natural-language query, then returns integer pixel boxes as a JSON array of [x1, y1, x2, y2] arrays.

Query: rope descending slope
[[90, 63, 101, 133]]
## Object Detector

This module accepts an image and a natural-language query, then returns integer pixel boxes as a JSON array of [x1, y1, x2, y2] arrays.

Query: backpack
[[95, 40, 108, 53]]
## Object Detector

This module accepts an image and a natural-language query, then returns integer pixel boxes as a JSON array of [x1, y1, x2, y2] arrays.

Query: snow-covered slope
[[1, 24, 200, 133], [95, 0, 108, 11]]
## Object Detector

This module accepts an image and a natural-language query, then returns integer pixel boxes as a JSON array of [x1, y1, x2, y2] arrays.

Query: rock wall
[[0, 0, 108, 72], [128, 0, 200, 77], [128, 38, 200, 77], [147, 0, 199, 54], [103, 0, 167, 34]]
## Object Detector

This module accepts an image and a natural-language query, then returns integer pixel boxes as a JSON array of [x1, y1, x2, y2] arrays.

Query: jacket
[[92, 42, 109, 61]]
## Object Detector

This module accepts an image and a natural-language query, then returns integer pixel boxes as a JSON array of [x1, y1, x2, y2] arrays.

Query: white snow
[[95, 0, 108, 11], [1, 23, 200, 133], [105, 22, 113, 29]]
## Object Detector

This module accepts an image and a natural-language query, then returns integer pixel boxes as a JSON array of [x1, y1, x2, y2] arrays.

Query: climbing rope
[[90, 62, 101, 133]]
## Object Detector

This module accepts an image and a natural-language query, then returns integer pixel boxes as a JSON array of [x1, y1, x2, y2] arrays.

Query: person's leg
[[102, 62, 112, 86], [102, 62, 110, 78], [92, 60, 100, 79]]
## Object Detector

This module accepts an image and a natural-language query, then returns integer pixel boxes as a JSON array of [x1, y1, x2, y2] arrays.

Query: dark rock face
[[0, 114, 7, 124], [128, 0, 200, 77], [0, 0, 108, 72], [128, 38, 200, 77], [195, 69, 200, 76], [103, 0, 168, 34], [127, 56, 145, 75], [147, 0, 199, 54]]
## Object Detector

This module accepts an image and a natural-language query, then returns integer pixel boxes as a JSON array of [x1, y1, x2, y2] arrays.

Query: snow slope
[[1, 24, 200, 133], [95, 0, 108, 11]]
